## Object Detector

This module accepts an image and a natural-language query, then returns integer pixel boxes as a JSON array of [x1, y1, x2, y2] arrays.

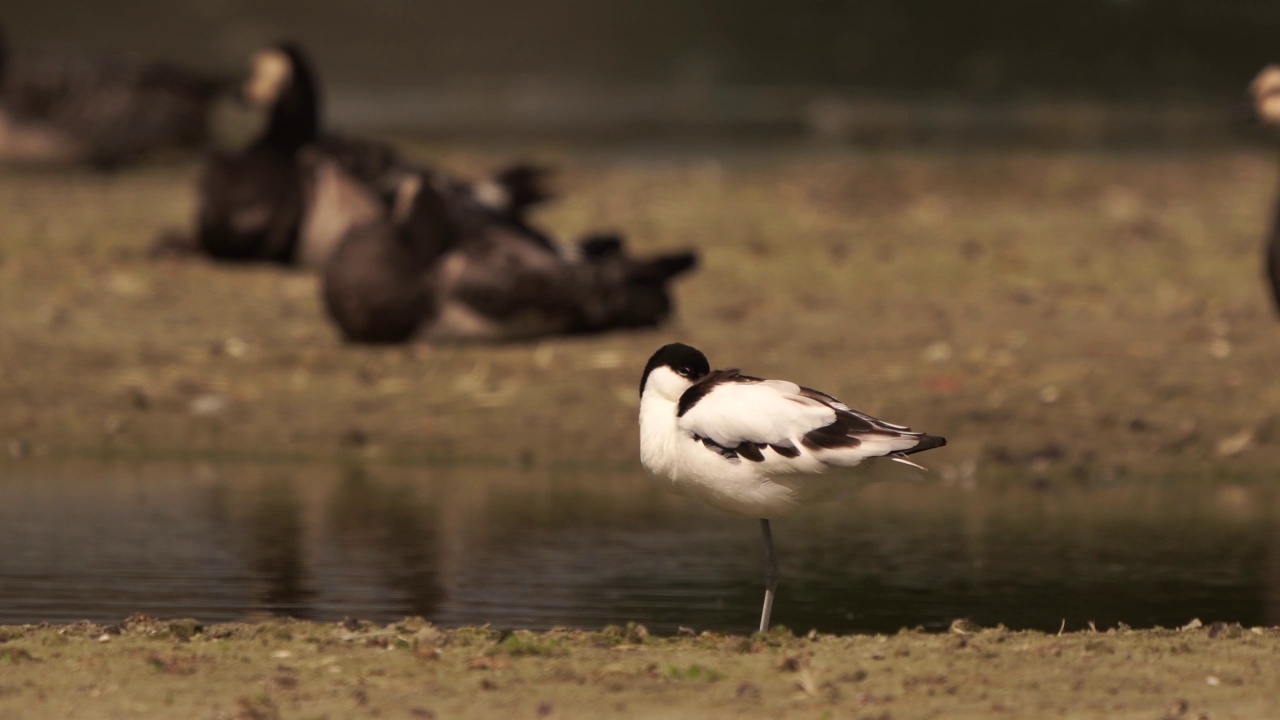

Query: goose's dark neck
[[0, 28, 8, 91], [1269, 166, 1280, 247], [260, 68, 319, 152], [401, 217, 457, 270], [401, 184, 459, 269], [1267, 165, 1280, 313]]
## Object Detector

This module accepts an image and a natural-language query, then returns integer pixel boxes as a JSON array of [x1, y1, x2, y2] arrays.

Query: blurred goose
[[193, 42, 549, 267], [322, 172, 698, 343], [321, 173, 457, 343], [0, 25, 228, 169], [1246, 65, 1280, 314]]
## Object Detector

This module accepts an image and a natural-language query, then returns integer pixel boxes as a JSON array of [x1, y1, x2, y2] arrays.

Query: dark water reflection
[[0, 461, 1276, 634]]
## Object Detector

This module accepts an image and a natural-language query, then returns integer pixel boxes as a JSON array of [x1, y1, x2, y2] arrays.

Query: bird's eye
[[675, 367, 690, 377]]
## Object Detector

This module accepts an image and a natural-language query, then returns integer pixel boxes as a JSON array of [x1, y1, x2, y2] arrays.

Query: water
[[0, 461, 1276, 634]]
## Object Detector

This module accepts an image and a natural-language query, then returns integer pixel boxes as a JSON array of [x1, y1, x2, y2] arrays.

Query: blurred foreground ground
[[2, 143, 1280, 481], [0, 618, 1276, 719]]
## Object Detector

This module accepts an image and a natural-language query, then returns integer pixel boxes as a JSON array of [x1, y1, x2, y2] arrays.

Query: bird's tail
[[568, 233, 699, 332], [900, 434, 947, 455], [888, 434, 948, 471], [628, 250, 699, 285], [493, 163, 555, 216], [575, 233, 698, 281]]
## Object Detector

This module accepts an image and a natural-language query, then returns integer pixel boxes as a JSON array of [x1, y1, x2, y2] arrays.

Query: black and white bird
[[638, 343, 946, 632]]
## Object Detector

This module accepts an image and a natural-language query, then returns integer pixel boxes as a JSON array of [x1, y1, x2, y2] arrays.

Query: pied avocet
[[638, 342, 946, 632]]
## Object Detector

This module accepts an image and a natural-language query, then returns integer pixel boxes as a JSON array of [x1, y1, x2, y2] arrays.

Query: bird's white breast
[[639, 393, 848, 517]]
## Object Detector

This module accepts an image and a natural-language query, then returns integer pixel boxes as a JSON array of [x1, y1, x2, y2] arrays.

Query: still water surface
[[1, 461, 1276, 634]]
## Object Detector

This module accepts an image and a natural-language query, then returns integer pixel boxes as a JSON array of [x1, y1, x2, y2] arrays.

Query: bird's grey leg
[[758, 518, 779, 633]]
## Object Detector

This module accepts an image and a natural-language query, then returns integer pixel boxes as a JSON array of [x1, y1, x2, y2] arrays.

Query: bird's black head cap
[[639, 343, 710, 397]]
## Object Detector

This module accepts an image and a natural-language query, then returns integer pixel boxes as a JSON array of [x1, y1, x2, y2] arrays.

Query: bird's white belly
[[298, 156, 384, 268], [656, 437, 853, 518], [638, 394, 879, 518]]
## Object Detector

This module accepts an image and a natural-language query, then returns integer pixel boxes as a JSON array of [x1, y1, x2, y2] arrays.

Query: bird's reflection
[[326, 464, 446, 617], [245, 475, 316, 616], [153, 466, 1280, 632], [1268, 515, 1280, 627]]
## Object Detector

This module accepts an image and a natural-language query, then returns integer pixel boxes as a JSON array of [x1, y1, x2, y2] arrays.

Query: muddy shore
[[3, 145, 1280, 479], [0, 617, 1276, 719]]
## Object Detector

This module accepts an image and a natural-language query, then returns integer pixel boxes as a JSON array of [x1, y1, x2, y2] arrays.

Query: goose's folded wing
[[440, 231, 581, 317]]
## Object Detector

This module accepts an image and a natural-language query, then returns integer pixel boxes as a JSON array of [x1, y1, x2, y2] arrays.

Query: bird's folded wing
[[676, 379, 837, 447]]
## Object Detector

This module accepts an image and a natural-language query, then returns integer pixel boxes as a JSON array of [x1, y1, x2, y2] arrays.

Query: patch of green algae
[[0, 617, 1275, 719]]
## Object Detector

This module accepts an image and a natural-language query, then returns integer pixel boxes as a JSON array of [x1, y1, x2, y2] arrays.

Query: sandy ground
[[3, 144, 1280, 480], [0, 617, 1276, 719]]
